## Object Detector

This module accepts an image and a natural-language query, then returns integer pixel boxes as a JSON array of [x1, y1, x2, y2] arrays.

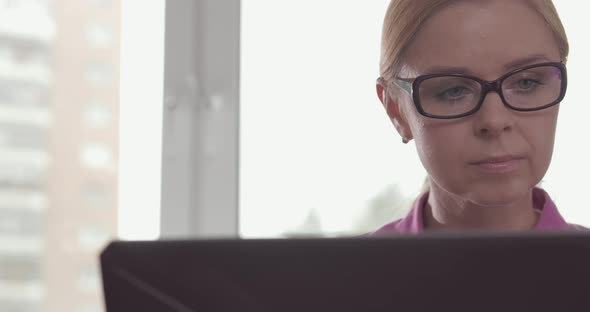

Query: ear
[[376, 80, 413, 141]]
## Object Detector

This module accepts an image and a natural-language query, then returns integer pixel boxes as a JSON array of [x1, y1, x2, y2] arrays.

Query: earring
[[402, 137, 410, 144]]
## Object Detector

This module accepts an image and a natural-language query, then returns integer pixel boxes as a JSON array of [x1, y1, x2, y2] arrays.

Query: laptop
[[100, 231, 590, 311]]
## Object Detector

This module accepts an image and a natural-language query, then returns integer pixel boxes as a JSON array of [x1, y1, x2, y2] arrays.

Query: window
[[85, 23, 113, 49], [0, 189, 47, 212], [82, 100, 112, 129], [77, 264, 100, 293], [0, 155, 48, 188], [540, 1, 590, 224], [239, 0, 590, 238], [0, 210, 43, 235], [84, 62, 114, 86], [78, 225, 111, 252], [0, 80, 47, 107], [81, 182, 111, 210], [0, 256, 40, 281], [0, 123, 46, 149], [80, 143, 113, 170], [3, 0, 589, 311], [240, 0, 423, 237]]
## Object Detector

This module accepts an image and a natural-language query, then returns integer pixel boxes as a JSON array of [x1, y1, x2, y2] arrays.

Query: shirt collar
[[376, 187, 572, 234]]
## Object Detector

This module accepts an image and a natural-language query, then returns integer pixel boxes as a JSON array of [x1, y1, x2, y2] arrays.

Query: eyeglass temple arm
[[394, 78, 413, 94]]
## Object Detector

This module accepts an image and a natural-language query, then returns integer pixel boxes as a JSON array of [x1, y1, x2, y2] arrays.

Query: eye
[[440, 86, 468, 99], [517, 79, 537, 90]]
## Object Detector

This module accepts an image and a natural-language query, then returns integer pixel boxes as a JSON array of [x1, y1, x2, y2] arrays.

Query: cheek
[[526, 112, 559, 175], [412, 122, 467, 177]]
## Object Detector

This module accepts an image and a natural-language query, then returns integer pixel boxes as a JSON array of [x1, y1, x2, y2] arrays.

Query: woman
[[372, 0, 584, 234]]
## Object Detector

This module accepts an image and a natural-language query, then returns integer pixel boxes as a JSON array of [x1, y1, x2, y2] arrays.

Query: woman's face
[[394, 0, 562, 205]]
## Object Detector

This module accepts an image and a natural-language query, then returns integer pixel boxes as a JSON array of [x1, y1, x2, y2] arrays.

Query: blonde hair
[[379, 0, 569, 82]]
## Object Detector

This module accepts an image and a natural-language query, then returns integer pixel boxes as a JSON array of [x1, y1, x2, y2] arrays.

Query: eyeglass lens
[[417, 65, 563, 117]]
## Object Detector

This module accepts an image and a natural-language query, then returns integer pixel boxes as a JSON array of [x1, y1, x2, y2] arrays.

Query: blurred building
[[0, 0, 119, 311]]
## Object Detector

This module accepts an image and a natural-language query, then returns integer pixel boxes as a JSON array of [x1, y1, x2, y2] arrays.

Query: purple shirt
[[371, 188, 585, 235]]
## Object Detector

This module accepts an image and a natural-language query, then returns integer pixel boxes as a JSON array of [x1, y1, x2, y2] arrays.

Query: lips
[[469, 155, 525, 173], [471, 155, 524, 165]]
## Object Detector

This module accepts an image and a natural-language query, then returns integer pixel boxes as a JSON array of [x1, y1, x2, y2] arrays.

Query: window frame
[[159, 0, 240, 238]]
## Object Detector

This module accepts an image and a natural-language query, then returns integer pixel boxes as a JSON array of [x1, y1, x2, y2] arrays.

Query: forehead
[[401, 0, 561, 78]]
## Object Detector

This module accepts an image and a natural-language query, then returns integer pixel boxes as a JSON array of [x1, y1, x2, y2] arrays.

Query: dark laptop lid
[[101, 232, 590, 312]]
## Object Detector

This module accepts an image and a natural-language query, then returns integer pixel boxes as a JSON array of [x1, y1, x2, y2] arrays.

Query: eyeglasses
[[393, 62, 567, 119]]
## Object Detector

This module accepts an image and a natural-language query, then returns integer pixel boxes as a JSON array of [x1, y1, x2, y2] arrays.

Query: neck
[[423, 185, 539, 231]]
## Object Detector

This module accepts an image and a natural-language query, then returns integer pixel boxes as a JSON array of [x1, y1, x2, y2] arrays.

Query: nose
[[472, 91, 514, 139]]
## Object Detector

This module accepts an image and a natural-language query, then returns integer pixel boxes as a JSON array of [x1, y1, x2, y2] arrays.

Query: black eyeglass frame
[[394, 62, 568, 119]]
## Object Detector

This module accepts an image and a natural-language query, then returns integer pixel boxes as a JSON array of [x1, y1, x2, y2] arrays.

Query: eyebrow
[[419, 54, 555, 76]]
